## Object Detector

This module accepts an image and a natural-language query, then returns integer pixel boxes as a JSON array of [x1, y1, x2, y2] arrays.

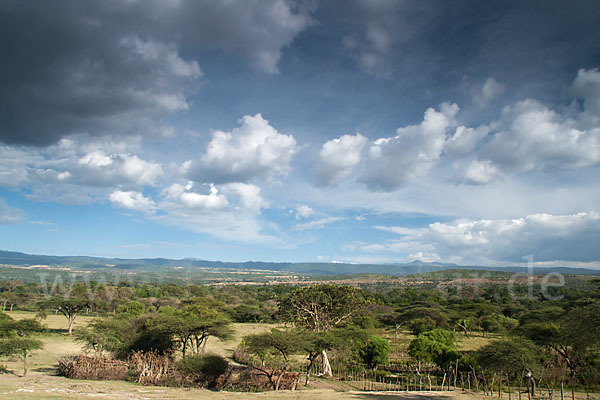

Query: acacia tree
[[298, 330, 338, 385], [77, 312, 176, 360], [521, 302, 600, 400], [243, 329, 303, 391], [0, 316, 44, 376], [278, 284, 367, 377], [151, 304, 232, 358], [38, 297, 89, 336]]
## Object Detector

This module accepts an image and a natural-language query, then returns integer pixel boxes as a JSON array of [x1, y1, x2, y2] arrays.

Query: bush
[[360, 336, 390, 370], [409, 317, 437, 335], [177, 354, 229, 387], [374, 369, 391, 378], [126, 329, 175, 356], [228, 305, 267, 323]]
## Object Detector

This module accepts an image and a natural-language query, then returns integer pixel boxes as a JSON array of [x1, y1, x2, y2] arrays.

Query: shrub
[[177, 354, 229, 387], [360, 336, 390, 370], [409, 317, 437, 335]]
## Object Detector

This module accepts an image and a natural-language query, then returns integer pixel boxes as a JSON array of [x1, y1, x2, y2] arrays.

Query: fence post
[[519, 378, 522, 400]]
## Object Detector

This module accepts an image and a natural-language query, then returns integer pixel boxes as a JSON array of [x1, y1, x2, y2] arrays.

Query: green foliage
[[519, 321, 561, 347], [151, 304, 232, 358], [520, 302, 600, 383], [127, 326, 175, 356], [278, 284, 367, 331], [420, 328, 456, 347], [227, 304, 270, 323], [75, 315, 130, 355], [359, 335, 390, 369], [177, 353, 229, 387], [115, 301, 146, 317], [323, 326, 371, 366], [37, 296, 91, 335], [76, 314, 175, 359], [243, 329, 302, 363], [475, 338, 540, 376], [408, 328, 460, 370], [409, 317, 437, 335], [398, 306, 450, 331], [0, 336, 43, 356], [0, 316, 44, 375]]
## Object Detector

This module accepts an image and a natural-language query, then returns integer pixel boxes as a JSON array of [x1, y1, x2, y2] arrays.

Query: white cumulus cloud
[[185, 114, 298, 184], [109, 191, 156, 213], [459, 160, 501, 185], [314, 133, 368, 186], [443, 125, 491, 157], [156, 181, 276, 243], [360, 103, 459, 191], [161, 182, 228, 210], [483, 99, 600, 172], [294, 205, 315, 219], [360, 212, 600, 265], [0, 135, 163, 204], [422, 212, 600, 263]]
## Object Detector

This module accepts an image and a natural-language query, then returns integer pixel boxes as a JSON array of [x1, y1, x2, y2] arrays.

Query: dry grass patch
[[204, 322, 279, 359], [6, 310, 95, 333]]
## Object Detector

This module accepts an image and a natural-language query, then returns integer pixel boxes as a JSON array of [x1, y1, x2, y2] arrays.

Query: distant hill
[[1, 250, 598, 276]]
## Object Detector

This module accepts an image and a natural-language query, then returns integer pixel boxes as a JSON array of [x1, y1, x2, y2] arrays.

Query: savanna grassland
[[0, 312, 504, 400], [0, 267, 598, 400]]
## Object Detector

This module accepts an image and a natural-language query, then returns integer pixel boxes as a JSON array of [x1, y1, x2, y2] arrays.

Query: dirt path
[[1, 373, 599, 400]]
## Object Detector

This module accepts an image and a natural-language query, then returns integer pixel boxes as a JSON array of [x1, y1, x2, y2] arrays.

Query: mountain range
[[1, 250, 598, 276]]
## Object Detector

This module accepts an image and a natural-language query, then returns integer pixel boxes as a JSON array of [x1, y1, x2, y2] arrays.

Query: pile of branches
[[218, 365, 300, 391], [58, 352, 299, 391], [129, 351, 174, 386], [57, 355, 129, 380]]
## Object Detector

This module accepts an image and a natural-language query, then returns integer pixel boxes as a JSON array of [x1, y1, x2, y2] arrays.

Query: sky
[[1, 0, 600, 267]]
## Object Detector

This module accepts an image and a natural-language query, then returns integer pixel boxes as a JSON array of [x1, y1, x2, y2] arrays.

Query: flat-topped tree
[[38, 297, 89, 336], [243, 329, 303, 391], [0, 315, 44, 376], [150, 304, 232, 358], [278, 284, 367, 377], [298, 330, 340, 386]]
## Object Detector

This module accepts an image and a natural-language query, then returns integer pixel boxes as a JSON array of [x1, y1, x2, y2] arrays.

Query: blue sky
[[1, 0, 600, 267]]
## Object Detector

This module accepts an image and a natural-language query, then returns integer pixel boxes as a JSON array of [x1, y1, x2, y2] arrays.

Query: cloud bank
[[0, 0, 312, 146]]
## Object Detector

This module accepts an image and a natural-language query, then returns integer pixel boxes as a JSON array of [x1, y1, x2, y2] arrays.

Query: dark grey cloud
[[0, 0, 312, 146], [328, 0, 600, 111]]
